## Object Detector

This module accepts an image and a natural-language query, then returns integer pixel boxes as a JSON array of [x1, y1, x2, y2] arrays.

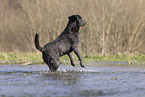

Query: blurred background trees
[[0, 0, 145, 54]]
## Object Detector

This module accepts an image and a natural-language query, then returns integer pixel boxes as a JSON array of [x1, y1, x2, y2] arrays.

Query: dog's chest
[[69, 33, 79, 44]]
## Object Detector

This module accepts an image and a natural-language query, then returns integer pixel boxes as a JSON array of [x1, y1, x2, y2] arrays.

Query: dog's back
[[44, 33, 73, 56]]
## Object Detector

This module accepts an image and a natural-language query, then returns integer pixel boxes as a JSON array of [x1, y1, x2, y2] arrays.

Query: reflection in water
[[42, 71, 79, 81]]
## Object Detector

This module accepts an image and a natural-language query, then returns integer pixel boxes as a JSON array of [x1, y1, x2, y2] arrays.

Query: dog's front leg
[[74, 48, 85, 67], [67, 53, 75, 67]]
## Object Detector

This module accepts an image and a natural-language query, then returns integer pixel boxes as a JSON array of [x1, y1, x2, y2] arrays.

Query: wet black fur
[[35, 15, 86, 71]]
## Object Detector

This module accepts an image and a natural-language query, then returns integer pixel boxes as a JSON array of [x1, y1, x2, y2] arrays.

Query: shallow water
[[0, 62, 145, 97]]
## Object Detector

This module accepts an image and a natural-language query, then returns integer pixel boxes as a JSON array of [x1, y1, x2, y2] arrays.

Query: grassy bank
[[0, 52, 144, 65]]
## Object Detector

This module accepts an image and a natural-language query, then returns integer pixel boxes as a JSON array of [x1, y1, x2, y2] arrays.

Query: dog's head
[[68, 15, 86, 27]]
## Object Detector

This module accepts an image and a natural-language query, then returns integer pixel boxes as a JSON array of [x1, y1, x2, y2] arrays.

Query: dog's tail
[[35, 33, 45, 52]]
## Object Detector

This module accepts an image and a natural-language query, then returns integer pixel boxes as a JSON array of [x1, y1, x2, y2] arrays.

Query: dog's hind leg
[[43, 54, 60, 72], [48, 57, 60, 72], [67, 53, 75, 67]]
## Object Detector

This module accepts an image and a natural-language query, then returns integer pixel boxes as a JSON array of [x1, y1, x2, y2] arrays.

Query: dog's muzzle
[[80, 20, 86, 26]]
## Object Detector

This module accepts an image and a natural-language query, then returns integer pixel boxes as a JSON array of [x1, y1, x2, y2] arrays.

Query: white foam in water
[[79, 69, 95, 72], [75, 67, 99, 72], [58, 65, 97, 72], [61, 67, 67, 72]]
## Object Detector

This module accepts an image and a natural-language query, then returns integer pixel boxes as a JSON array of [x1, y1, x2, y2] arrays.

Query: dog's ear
[[68, 15, 77, 22], [76, 15, 82, 19]]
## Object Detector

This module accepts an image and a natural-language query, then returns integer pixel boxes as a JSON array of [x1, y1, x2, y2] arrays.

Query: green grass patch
[[81, 54, 145, 65], [0, 52, 144, 64], [0, 52, 42, 64], [82, 54, 145, 61]]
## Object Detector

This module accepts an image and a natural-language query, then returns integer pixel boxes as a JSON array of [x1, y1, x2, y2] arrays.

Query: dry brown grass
[[0, 0, 145, 54]]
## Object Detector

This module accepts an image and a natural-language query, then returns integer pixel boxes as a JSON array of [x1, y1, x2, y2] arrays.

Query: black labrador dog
[[35, 15, 86, 71]]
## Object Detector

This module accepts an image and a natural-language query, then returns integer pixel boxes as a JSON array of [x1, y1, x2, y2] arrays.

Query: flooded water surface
[[0, 62, 145, 97]]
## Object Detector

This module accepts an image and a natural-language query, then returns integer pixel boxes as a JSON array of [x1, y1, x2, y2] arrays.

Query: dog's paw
[[81, 64, 85, 68], [71, 62, 75, 67]]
